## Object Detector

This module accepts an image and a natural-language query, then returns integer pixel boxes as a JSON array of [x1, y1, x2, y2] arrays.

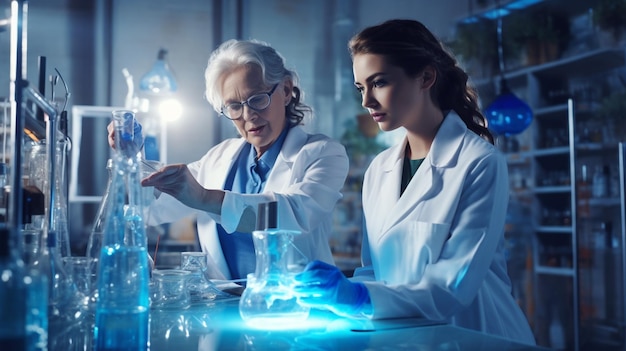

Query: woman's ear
[[421, 66, 436, 90], [282, 79, 294, 106]]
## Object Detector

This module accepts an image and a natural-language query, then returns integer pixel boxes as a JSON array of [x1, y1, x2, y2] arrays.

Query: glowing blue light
[[485, 89, 533, 136], [460, 0, 544, 23]]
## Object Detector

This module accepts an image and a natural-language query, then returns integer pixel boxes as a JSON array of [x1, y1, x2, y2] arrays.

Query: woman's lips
[[371, 113, 385, 122], [248, 125, 265, 134]]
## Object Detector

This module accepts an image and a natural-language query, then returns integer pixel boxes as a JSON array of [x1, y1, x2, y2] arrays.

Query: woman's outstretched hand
[[141, 164, 222, 214]]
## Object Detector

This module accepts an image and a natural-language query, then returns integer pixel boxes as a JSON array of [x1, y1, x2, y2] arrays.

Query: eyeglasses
[[220, 84, 279, 120]]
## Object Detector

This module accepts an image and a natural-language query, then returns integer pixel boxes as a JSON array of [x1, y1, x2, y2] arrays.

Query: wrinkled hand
[[141, 164, 219, 213], [293, 260, 371, 318], [107, 120, 143, 151]]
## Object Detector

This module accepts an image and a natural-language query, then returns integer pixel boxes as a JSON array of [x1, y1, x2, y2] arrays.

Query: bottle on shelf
[[576, 164, 591, 218], [94, 110, 150, 351], [591, 164, 608, 198]]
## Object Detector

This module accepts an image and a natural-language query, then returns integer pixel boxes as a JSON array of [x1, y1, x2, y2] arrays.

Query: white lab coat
[[354, 113, 535, 345], [147, 126, 349, 280]]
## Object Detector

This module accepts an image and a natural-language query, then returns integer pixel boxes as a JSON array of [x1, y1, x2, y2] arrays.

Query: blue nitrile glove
[[119, 120, 144, 157], [132, 120, 144, 152], [293, 260, 371, 318]]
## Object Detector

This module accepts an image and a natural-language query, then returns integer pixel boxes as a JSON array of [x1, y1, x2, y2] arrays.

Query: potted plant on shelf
[[340, 116, 385, 169], [507, 10, 570, 66], [593, 0, 626, 46], [448, 19, 499, 79], [596, 90, 626, 142]]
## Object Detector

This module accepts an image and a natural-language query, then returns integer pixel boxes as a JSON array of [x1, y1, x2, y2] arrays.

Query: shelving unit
[[456, 1, 626, 350], [478, 42, 626, 351]]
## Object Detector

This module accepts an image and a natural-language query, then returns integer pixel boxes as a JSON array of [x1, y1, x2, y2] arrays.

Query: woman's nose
[[241, 105, 258, 121], [362, 91, 377, 109]]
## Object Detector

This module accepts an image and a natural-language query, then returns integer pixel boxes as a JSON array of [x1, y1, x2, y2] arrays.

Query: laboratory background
[[2, 0, 626, 350]]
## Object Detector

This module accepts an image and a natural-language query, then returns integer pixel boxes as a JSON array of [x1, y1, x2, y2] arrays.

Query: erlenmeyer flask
[[239, 201, 309, 327]]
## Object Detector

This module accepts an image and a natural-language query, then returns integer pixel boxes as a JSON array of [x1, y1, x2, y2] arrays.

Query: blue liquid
[[95, 246, 150, 351], [94, 307, 149, 351]]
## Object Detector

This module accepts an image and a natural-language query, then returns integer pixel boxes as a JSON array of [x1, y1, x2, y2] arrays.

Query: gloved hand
[[107, 119, 144, 154], [293, 260, 371, 318]]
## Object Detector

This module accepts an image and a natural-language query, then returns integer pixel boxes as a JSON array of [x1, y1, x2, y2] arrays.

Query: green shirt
[[401, 156, 425, 196]]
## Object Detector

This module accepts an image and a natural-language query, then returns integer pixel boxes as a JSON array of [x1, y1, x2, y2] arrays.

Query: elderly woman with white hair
[[109, 39, 348, 281]]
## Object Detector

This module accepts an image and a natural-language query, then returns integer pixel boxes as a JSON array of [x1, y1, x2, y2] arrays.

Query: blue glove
[[118, 120, 144, 157], [293, 260, 371, 318]]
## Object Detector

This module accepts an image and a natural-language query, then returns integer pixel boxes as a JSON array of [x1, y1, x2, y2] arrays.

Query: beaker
[[239, 201, 309, 327]]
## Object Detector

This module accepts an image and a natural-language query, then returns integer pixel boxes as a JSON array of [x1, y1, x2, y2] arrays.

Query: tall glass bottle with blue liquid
[[94, 110, 150, 351], [0, 226, 27, 350]]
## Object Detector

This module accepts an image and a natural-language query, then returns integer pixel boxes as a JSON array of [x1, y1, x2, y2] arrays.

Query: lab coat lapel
[[264, 126, 306, 190], [377, 144, 434, 236], [208, 139, 245, 189], [378, 113, 465, 236]]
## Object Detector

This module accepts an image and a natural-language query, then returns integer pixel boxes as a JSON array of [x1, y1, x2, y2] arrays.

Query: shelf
[[588, 197, 621, 207], [536, 226, 573, 233], [534, 104, 568, 117], [534, 185, 570, 194], [531, 48, 625, 78], [535, 266, 575, 276], [473, 48, 626, 89], [533, 146, 570, 157], [506, 152, 533, 164]]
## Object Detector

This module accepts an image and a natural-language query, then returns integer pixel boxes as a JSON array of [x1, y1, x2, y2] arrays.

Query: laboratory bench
[[51, 295, 549, 351]]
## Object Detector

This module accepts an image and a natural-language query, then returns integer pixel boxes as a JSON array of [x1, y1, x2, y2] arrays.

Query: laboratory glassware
[[239, 201, 309, 327], [94, 110, 150, 351]]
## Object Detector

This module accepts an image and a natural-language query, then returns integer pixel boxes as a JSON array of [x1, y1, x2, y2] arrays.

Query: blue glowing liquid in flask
[[94, 110, 150, 351]]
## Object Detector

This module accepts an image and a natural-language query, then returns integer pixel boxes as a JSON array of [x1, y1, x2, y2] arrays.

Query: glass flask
[[88, 159, 154, 282], [27, 139, 72, 258], [94, 110, 150, 351], [150, 269, 190, 310], [29, 116, 81, 349], [239, 201, 309, 327], [180, 252, 218, 304]]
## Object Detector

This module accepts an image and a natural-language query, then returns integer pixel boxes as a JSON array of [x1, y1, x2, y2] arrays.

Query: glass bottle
[[0, 226, 27, 350], [86, 158, 114, 308], [52, 136, 71, 258], [30, 138, 77, 347], [576, 164, 591, 218], [239, 201, 309, 327], [592, 164, 608, 198], [88, 159, 154, 285], [27, 139, 71, 257], [94, 110, 150, 351]]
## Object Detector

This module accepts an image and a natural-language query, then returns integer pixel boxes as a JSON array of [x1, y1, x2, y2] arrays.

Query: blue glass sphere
[[485, 91, 533, 136]]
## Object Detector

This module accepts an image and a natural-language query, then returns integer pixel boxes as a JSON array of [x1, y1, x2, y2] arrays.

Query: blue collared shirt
[[218, 126, 290, 279]]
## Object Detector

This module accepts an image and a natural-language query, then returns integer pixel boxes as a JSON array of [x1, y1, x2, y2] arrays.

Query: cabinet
[[477, 46, 626, 350]]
